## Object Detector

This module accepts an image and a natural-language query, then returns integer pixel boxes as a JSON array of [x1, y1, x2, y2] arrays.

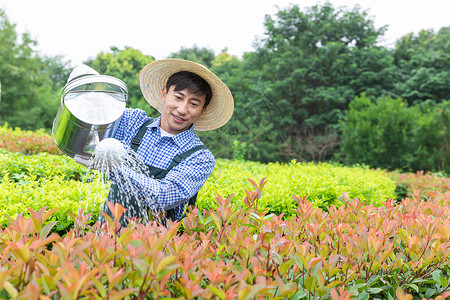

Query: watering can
[[52, 65, 128, 159]]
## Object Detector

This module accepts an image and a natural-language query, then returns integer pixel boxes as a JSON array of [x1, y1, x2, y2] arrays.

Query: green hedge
[[199, 159, 396, 216], [0, 149, 89, 182], [0, 150, 396, 230], [0, 149, 103, 231], [0, 173, 106, 232]]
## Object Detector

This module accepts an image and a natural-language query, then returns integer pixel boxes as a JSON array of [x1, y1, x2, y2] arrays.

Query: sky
[[0, 0, 449, 67]]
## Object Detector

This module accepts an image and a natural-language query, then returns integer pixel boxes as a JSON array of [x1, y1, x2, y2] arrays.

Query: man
[[76, 59, 234, 227]]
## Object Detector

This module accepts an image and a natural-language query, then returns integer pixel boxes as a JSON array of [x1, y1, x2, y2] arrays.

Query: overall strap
[[130, 118, 153, 151], [166, 145, 208, 172], [128, 120, 208, 222]]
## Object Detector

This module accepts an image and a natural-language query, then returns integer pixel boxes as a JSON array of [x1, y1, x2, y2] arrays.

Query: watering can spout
[[82, 128, 100, 154]]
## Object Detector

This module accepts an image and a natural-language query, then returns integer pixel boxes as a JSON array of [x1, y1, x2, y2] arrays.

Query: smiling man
[[88, 59, 234, 227], [160, 70, 212, 135]]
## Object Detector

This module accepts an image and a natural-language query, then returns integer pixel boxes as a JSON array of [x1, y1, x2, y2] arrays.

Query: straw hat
[[139, 59, 234, 131]]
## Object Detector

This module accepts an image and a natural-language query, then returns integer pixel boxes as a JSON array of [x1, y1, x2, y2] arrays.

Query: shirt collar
[[147, 116, 196, 148]]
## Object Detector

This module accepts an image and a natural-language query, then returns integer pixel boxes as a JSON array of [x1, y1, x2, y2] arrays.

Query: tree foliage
[[0, 9, 61, 130], [168, 45, 216, 68], [340, 95, 450, 173], [39, 54, 72, 91], [0, 4, 448, 173], [393, 27, 450, 104], [204, 3, 396, 163]]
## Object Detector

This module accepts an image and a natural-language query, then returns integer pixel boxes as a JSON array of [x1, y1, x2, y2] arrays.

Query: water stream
[[81, 138, 163, 227]]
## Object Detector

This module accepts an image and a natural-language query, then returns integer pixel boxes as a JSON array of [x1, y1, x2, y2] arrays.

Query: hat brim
[[139, 59, 234, 131]]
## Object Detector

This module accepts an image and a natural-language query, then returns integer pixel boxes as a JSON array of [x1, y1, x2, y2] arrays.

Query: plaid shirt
[[109, 108, 215, 220]]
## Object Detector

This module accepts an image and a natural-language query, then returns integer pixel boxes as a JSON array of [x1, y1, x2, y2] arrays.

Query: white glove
[[93, 138, 126, 172], [73, 139, 126, 173], [73, 154, 110, 173], [74, 154, 95, 169]]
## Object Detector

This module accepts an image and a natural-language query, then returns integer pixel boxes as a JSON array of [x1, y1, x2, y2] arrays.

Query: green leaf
[[387, 287, 396, 300], [237, 286, 251, 300], [367, 287, 383, 294], [425, 288, 437, 299], [208, 286, 225, 300], [440, 276, 448, 288], [2, 281, 18, 299], [155, 255, 177, 275], [280, 259, 294, 275], [39, 221, 57, 239], [356, 292, 370, 300], [210, 212, 222, 231], [325, 280, 343, 289], [405, 283, 419, 293], [304, 276, 317, 292], [91, 276, 106, 297], [431, 270, 442, 284], [366, 275, 381, 287]]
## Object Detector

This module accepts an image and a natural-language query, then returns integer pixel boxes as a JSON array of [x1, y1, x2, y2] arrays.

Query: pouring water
[[88, 138, 160, 226]]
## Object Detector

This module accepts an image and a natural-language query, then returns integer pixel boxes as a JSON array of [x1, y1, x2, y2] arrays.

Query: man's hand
[[73, 139, 126, 173]]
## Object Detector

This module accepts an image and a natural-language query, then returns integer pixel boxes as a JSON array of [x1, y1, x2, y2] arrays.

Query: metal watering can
[[52, 65, 128, 159]]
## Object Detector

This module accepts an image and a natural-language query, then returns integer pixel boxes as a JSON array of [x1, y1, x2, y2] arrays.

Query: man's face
[[160, 85, 207, 135]]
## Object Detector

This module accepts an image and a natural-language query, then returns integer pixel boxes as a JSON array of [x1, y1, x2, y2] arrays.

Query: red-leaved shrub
[[0, 178, 449, 299], [0, 123, 61, 155]]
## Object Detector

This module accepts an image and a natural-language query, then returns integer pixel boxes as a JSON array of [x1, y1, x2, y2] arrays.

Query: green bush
[[0, 150, 103, 232], [1, 149, 396, 230], [0, 173, 106, 232], [339, 94, 450, 173], [0, 123, 396, 230], [413, 101, 450, 173], [0, 149, 91, 182], [199, 159, 396, 215]]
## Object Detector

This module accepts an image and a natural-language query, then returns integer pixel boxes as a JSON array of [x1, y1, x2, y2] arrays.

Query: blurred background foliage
[[0, 3, 448, 174]]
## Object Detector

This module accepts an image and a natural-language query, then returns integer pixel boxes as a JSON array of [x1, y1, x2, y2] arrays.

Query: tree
[[222, 3, 395, 162], [169, 45, 216, 68], [86, 47, 156, 114], [39, 54, 72, 91], [196, 50, 252, 160], [393, 27, 450, 104], [0, 9, 62, 130]]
